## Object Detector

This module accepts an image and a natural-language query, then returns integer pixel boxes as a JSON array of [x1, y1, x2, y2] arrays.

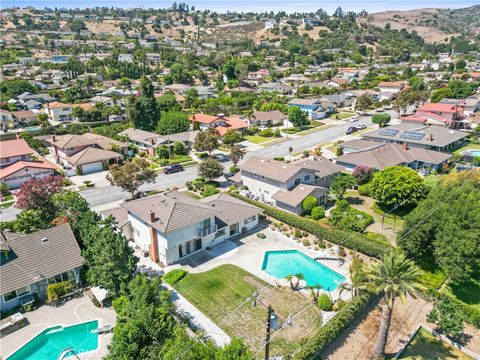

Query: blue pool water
[[262, 250, 346, 290], [464, 150, 480, 157], [7, 320, 99, 360]]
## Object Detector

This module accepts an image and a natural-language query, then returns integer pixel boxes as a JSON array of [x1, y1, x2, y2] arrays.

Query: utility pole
[[264, 305, 274, 360]]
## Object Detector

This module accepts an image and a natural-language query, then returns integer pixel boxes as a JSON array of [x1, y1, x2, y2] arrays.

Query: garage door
[[81, 162, 104, 175]]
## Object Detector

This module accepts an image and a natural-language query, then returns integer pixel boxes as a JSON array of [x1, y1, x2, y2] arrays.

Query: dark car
[[346, 127, 358, 135], [163, 163, 184, 174], [213, 153, 230, 162]]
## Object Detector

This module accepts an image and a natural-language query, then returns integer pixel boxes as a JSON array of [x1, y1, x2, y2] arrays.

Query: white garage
[[66, 147, 122, 176], [81, 161, 104, 175]]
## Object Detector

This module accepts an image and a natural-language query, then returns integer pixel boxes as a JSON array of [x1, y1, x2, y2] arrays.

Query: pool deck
[[167, 226, 352, 301], [0, 295, 116, 359]]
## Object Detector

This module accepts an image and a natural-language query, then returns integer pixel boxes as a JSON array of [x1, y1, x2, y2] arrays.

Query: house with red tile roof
[[190, 113, 249, 136], [415, 103, 464, 128], [0, 139, 59, 188]]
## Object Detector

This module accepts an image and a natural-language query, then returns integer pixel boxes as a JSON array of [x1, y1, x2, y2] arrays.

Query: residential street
[[0, 114, 384, 220]]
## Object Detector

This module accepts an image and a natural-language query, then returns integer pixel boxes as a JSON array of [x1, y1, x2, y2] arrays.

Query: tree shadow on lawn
[[447, 276, 480, 308], [347, 196, 365, 206]]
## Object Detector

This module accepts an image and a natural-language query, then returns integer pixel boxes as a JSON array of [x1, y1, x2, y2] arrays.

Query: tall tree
[[107, 159, 156, 199], [229, 144, 245, 166], [156, 111, 190, 135], [194, 128, 220, 155], [366, 251, 423, 359], [198, 157, 224, 182], [15, 176, 63, 216], [288, 106, 309, 128], [330, 173, 355, 200], [355, 94, 373, 114], [127, 77, 159, 131]]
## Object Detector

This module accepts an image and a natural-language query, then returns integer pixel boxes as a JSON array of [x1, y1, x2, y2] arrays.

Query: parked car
[[164, 163, 184, 174], [213, 153, 230, 162], [349, 116, 359, 122], [356, 123, 366, 130], [375, 108, 385, 113], [346, 127, 358, 135]]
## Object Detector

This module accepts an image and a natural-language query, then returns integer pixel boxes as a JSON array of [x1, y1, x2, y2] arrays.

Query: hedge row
[[294, 292, 376, 360], [231, 193, 392, 258]]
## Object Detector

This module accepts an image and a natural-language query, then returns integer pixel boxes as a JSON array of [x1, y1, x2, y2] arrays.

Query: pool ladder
[[58, 347, 81, 360]]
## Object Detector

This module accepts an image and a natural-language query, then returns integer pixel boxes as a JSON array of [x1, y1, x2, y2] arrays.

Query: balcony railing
[[198, 225, 217, 237]]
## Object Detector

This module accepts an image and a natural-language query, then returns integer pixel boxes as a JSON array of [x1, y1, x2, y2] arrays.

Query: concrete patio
[[167, 225, 352, 301], [0, 295, 116, 359]]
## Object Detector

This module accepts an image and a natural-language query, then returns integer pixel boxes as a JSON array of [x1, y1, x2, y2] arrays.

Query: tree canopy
[[398, 171, 480, 282], [107, 158, 156, 198], [369, 166, 427, 208], [156, 110, 190, 135], [198, 157, 224, 182]]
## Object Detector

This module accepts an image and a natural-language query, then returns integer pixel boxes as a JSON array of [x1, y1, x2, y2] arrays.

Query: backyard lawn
[[399, 328, 474, 359], [173, 264, 321, 358], [453, 143, 480, 155], [443, 277, 480, 311]]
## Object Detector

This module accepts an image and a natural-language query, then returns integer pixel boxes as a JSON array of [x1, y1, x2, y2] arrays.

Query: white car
[[349, 116, 359, 122], [356, 123, 366, 130]]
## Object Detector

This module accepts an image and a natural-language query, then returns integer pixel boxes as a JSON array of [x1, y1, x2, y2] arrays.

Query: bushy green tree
[[302, 195, 318, 214], [173, 141, 186, 156], [311, 206, 326, 220], [427, 296, 465, 338], [156, 111, 190, 135], [398, 171, 480, 282], [330, 173, 355, 200], [372, 113, 391, 127], [370, 166, 427, 207], [107, 159, 156, 199], [222, 129, 244, 145], [198, 157, 224, 182], [288, 106, 309, 128]]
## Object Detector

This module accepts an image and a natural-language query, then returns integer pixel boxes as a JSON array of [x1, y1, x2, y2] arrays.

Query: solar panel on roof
[[379, 129, 399, 136], [400, 131, 425, 140]]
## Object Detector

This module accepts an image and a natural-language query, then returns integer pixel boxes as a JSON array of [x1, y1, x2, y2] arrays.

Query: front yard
[[244, 135, 275, 144], [173, 264, 322, 358]]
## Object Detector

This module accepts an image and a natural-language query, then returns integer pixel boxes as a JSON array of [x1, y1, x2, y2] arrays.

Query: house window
[[215, 228, 226, 238], [201, 219, 210, 230], [16, 286, 30, 297], [245, 215, 256, 224], [304, 175, 311, 181], [3, 290, 17, 302], [294, 178, 300, 186]]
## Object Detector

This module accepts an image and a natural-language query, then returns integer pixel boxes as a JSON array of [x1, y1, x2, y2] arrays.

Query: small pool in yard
[[463, 150, 480, 157], [7, 320, 99, 360], [262, 250, 346, 290]]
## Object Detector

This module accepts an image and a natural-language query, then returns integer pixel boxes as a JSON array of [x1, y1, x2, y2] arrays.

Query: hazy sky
[[7, 0, 480, 13]]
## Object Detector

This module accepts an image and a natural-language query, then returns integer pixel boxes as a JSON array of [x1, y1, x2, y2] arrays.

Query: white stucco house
[[121, 191, 263, 266], [230, 156, 333, 215]]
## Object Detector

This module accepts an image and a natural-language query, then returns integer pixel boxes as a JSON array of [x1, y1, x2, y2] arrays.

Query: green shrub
[[294, 229, 302, 238], [256, 232, 266, 239], [273, 156, 285, 161], [302, 239, 310, 246], [317, 294, 333, 311], [329, 200, 374, 232], [229, 193, 391, 258], [230, 165, 239, 173], [358, 183, 370, 196], [240, 185, 249, 190], [311, 206, 326, 220], [296, 292, 375, 359], [196, 152, 208, 159], [302, 195, 318, 214], [228, 185, 237, 191], [259, 128, 274, 137], [332, 300, 346, 311], [47, 281, 73, 301], [335, 147, 343, 156], [201, 185, 220, 197], [163, 269, 188, 286]]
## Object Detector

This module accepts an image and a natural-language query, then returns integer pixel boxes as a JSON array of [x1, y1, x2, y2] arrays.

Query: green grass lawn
[[173, 265, 321, 358], [424, 175, 440, 189], [0, 201, 14, 208], [443, 277, 480, 311], [329, 112, 354, 120], [453, 143, 480, 155], [399, 328, 474, 359], [244, 135, 274, 144]]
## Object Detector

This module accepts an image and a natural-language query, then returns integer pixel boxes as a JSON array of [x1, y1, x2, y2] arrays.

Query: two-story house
[[415, 103, 464, 128], [0, 138, 59, 188], [46, 134, 125, 175], [121, 191, 262, 265], [44, 102, 93, 123], [232, 156, 329, 215], [287, 98, 327, 120]]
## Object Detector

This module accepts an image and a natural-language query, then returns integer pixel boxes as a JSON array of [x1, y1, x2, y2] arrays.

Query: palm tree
[[337, 282, 351, 300], [285, 274, 295, 290], [295, 273, 305, 290], [307, 284, 322, 304], [366, 251, 424, 360]]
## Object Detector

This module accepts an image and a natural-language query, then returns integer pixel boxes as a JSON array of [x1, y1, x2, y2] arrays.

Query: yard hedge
[[163, 269, 188, 286], [294, 292, 376, 360], [230, 194, 391, 258]]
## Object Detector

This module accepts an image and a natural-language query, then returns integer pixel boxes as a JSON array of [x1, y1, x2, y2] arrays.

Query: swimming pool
[[7, 320, 99, 360], [463, 150, 480, 158], [262, 250, 346, 290]]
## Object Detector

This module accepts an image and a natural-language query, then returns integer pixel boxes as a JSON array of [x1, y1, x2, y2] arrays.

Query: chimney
[[192, 114, 196, 120], [52, 135, 56, 142], [148, 210, 155, 222], [403, 143, 409, 150], [426, 133, 433, 141], [150, 138, 155, 145]]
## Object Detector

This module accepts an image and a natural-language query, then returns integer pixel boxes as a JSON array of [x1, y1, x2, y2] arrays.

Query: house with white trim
[[120, 191, 263, 265]]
